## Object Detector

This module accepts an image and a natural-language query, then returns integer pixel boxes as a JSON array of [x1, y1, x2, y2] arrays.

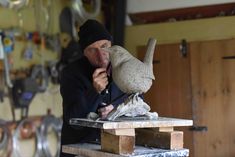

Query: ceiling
[[127, 0, 235, 13], [126, 0, 235, 25]]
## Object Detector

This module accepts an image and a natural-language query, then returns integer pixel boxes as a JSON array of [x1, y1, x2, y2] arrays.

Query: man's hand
[[93, 68, 108, 93], [98, 104, 114, 119]]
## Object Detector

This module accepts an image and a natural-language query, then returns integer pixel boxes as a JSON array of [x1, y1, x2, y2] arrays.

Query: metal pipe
[[0, 120, 12, 157], [70, 0, 101, 39], [40, 115, 62, 157], [0, 0, 29, 10], [12, 118, 42, 157]]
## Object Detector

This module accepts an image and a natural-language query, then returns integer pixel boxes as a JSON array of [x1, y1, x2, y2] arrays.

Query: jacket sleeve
[[60, 68, 103, 125]]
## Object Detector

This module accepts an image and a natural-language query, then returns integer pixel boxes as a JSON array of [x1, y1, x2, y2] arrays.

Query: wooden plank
[[101, 131, 135, 155], [136, 129, 183, 150], [222, 45, 235, 156], [104, 129, 135, 136], [190, 39, 235, 157], [69, 117, 193, 129], [147, 127, 174, 132], [159, 127, 174, 132], [62, 143, 121, 157], [62, 143, 189, 157]]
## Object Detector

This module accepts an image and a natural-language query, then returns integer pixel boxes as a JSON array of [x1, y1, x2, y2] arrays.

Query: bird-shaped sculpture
[[104, 38, 156, 94], [102, 38, 158, 121]]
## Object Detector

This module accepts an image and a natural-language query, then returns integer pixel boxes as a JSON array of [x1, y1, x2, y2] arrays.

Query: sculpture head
[[103, 45, 132, 68]]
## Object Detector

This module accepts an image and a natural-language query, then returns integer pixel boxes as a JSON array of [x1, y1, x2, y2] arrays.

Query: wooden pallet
[[64, 117, 193, 156]]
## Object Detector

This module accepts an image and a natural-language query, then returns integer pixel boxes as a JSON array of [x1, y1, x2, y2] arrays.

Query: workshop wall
[[125, 15, 235, 157], [0, 1, 63, 120], [0, 85, 62, 120], [125, 16, 235, 56], [0, 1, 65, 156]]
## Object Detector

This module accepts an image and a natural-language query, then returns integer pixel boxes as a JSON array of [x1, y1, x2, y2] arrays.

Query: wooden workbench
[[63, 117, 193, 157]]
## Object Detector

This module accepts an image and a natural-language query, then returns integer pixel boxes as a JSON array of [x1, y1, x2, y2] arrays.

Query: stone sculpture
[[105, 38, 156, 94], [103, 38, 158, 121]]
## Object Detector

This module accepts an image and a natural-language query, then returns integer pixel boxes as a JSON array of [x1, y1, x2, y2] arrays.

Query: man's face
[[84, 40, 111, 68]]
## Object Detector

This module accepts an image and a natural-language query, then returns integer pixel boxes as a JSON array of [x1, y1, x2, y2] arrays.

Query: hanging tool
[[0, 36, 5, 102], [30, 64, 49, 92], [71, 0, 101, 25], [0, 71, 4, 102], [0, 36, 13, 88], [31, 35, 49, 93], [11, 78, 38, 120], [1, 34, 37, 121], [22, 33, 33, 60], [180, 39, 188, 57], [0, 35, 13, 102]]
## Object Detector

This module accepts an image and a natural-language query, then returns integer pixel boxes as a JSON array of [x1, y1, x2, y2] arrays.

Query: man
[[60, 19, 127, 157]]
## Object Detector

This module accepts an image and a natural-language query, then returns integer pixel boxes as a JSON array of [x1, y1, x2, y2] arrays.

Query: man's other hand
[[98, 104, 114, 119]]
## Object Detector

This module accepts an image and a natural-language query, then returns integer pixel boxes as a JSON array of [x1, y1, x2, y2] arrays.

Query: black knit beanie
[[78, 19, 112, 52]]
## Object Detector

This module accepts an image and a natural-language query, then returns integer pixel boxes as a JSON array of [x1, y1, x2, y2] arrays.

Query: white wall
[[127, 0, 235, 13]]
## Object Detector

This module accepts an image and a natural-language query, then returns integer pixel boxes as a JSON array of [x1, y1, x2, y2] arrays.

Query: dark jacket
[[60, 56, 127, 146]]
